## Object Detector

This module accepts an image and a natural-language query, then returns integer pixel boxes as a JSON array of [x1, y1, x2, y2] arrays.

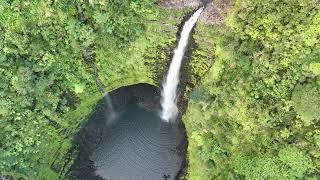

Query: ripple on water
[[90, 104, 184, 180]]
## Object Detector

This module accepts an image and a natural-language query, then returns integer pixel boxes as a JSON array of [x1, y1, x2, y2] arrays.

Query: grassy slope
[[183, 23, 222, 180], [184, 25, 229, 180]]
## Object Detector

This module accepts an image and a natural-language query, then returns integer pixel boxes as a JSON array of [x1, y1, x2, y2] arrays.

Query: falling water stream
[[161, 7, 204, 122], [104, 94, 116, 120]]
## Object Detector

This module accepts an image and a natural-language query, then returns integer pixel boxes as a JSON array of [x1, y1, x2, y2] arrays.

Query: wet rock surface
[[69, 84, 187, 180]]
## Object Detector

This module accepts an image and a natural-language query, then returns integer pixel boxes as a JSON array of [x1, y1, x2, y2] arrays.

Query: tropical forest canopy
[[186, 0, 320, 179], [0, 0, 320, 179], [0, 0, 156, 178]]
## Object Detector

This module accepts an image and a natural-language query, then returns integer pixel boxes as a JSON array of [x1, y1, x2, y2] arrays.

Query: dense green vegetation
[[185, 0, 320, 179], [0, 0, 192, 179], [1, 0, 319, 179]]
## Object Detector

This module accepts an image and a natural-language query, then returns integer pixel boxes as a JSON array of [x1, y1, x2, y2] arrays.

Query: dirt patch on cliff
[[159, 0, 201, 8], [199, 0, 233, 25], [159, 0, 233, 25]]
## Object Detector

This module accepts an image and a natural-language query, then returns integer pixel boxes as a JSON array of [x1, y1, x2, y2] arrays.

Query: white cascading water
[[160, 7, 204, 122], [105, 94, 115, 118]]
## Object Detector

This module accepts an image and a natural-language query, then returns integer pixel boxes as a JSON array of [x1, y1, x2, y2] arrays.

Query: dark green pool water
[[90, 103, 184, 179]]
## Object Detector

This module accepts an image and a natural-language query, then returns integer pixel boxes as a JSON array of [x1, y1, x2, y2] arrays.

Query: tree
[[292, 81, 320, 126]]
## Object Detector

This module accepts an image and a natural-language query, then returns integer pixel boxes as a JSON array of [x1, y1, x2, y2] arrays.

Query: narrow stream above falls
[[70, 84, 187, 180]]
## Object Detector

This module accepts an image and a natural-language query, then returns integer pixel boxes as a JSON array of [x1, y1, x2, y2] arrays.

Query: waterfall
[[160, 7, 204, 122], [104, 93, 117, 126], [105, 94, 115, 119]]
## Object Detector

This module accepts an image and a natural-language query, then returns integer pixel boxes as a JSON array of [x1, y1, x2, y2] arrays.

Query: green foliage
[[185, 0, 320, 179], [292, 81, 320, 125], [309, 63, 320, 76], [234, 156, 282, 180], [0, 0, 176, 178], [96, 7, 192, 89], [0, 0, 94, 176], [189, 23, 216, 84], [279, 146, 312, 178], [234, 146, 311, 179]]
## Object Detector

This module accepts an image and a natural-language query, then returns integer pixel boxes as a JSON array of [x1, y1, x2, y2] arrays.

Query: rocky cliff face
[[159, 0, 233, 25], [159, 0, 201, 8], [199, 0, 233, 25]]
